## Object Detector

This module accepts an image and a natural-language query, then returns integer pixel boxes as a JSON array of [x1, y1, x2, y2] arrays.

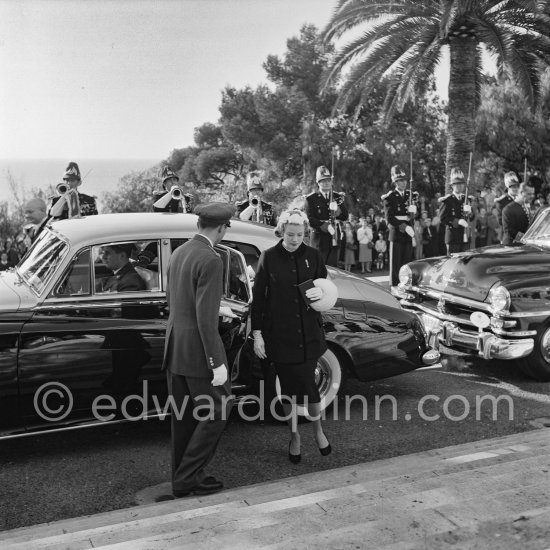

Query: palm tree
[[322, 0, 550, 186]]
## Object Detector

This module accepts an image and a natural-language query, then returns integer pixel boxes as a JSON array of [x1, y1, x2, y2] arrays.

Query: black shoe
[[288, 441, 301, 464], [319, 443, 332, 456], [173, 478, 224, 498]]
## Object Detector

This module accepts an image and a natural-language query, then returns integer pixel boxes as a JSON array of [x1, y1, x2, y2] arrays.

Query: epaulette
[[306, 191, 318, 198], [494, 194, 509, 203], [79, 192, 97, 201], [235, 199, 247, 206], [439, 193, 452, 202], [381, 190, 393, 200]]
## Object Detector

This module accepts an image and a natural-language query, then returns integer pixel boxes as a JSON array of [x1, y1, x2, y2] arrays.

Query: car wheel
[[275, 348, 346, 417], [517, 324, 550, 382]]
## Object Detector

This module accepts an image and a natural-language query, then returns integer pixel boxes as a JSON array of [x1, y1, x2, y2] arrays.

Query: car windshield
[[17, 229, 68, 294], [522, 207, 550, 245]]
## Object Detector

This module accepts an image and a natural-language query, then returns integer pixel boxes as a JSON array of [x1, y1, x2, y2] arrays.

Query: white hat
[[247, 172, 263, 191], [316, 166, 332, 183], [309, 278, 338, 312]]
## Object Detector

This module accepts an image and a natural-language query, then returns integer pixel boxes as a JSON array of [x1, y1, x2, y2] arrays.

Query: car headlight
[[488, 286, 510, 313], [398, 265, 412, 287]]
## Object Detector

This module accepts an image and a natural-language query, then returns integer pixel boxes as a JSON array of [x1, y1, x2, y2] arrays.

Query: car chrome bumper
[[420, 313, 534, 360]]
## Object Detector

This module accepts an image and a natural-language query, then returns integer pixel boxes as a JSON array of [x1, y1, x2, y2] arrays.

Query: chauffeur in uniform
[[48, 162, 98, 220], [236, 172, 275, 226], [382, 165, 415, 288], [438, 167, 473, 255], [495, 171, 520, 231], [100, 243, 146, 292], [152, 166, 192, 213], [304, 165, 348, 267], [161, 202, 235, 499]]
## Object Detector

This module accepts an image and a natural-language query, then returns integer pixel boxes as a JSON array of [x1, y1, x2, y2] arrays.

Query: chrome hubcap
[[541, 328, 550, 364]]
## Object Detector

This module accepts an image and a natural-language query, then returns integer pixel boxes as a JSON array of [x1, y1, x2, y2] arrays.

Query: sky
[[0, 0, 338, 160]]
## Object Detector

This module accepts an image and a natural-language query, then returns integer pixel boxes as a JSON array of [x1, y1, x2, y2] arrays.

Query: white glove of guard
[[329, 201, 338, 211], [219, 306, 238, 323], [407, 204, 417, 214], [463, 204, 471, 214], [327, 224, 336, 235], [458, 219, 469, 228], [305, 286, 323, 301], [211, 364, 228, 386], [405, 225, 415, 238], [253, 333, 267, 359]]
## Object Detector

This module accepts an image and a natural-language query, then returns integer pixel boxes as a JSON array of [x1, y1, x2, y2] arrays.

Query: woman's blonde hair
[[274, 208, 310, 238]]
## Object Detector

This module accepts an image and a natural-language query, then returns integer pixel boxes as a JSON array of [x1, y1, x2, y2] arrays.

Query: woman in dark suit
[[251, 209, 332, 463]]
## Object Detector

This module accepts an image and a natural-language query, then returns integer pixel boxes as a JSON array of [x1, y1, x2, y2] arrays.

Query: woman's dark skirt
[[273, 359, 320, 405]]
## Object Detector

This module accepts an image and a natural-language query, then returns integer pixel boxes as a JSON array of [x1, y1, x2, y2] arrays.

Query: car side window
[[93, 241, 160, 294], [54, 247, 91, 296]]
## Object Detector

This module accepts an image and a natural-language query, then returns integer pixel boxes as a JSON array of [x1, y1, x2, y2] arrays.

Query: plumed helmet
[[247, 172, 263, 192], [309, 278, 339, 312], [390, 165, 407, 184], [450, 167, 466, 185], [160, 166, 179, 184], [63, 162, 81, 182], [504, 171, 520, 188], [316, 165, 332, 183]]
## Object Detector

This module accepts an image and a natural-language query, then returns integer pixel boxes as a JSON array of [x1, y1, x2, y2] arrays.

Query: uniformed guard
[[304, 165, 348, 267], [236, 172, 275, 226], [494, 171, 520, 239], [152, 166, 192, 213], [48, 162, 98, 220], [438, 167, 473, 255], [383, 165, 415, 288]]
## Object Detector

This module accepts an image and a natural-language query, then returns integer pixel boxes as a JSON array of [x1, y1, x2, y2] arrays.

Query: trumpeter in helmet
[[236, 172, 275, 226]]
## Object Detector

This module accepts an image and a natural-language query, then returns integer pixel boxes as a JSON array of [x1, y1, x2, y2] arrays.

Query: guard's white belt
[[395, 216, 409, 221]]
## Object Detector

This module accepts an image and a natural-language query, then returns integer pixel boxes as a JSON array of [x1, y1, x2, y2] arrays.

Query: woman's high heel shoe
[[288, 441, 301, 464], [319, 443, 332, 456]]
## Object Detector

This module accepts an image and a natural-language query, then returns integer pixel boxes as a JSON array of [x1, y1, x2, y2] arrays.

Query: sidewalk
[[1, 429, 548, 549]]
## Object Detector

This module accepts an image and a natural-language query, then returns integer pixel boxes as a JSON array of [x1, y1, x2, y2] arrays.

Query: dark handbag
[[367, 241, 374, 249], [346, 242, 357, 251]]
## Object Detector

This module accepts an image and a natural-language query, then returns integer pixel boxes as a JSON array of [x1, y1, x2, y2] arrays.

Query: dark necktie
[[523, 204, 531, 223]]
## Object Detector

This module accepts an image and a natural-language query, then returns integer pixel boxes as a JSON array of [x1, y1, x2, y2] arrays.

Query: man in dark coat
[[100, 244, 146, 292], [161, 202, 235, 499], [152, 166, 192, 213], [495, 171, 520, 233], [382, 165, 415, 288], [501, 182, 535, 245], [236, 172, 275, 226], [439, 167, 473, 255], [304, 165, 348, 267], [48, 162, 98, 220]]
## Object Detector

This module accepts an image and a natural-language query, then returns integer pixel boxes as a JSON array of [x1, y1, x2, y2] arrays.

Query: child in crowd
[[374, 231, 387, 270]]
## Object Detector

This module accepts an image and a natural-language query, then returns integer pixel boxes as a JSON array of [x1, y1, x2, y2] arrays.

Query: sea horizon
[[0, 158, 160, 210]]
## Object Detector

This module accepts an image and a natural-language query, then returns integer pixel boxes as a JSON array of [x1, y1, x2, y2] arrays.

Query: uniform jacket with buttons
[[251, 241, 328, 364], [382, 189, 413, 243], [152, 190, 191, 213], [48, 192, 98, 219], [439, 193, 469, 245], [236, 199, 275, 226], [304, 191, 348, 249], [162, 234, 227, 376]]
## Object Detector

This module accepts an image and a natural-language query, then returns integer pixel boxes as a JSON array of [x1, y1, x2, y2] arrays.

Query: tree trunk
[[445, 36, 477, 191]]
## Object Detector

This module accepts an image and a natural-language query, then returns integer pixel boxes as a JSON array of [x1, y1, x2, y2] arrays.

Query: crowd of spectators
[[334, 182, 550, 272]]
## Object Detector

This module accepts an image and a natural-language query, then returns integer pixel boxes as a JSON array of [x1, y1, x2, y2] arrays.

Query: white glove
[[329, 201, 338, 212], [405, 225, 415, 238], [211, 364, 228, 386], [458, 219, 469, 228], [327, 223, 336, 235], [246, 265, 256, 281], [463, 204, 471, 214], [253, 333, 267, 359], [305, 286, 323, 301], [219, 306, 238, 322], [407, 204, 417, 214]]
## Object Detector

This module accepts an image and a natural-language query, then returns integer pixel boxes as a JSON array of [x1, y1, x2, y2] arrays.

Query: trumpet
[[250, 196, 260, 207], [56, 182, 70, 195], [170, 185, 185, 200]]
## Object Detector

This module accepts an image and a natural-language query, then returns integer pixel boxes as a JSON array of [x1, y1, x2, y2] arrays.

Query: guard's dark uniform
[[439, 193, 470, 254], [383, 189, 413, 286], [304, 191, 348, 267], [236, 199, 275, 226], [48, 192, 98, 220]]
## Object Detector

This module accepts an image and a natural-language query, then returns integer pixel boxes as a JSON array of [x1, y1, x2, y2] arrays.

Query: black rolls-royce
[[0, 213, 438, 438], [396, 206, 550, 381]]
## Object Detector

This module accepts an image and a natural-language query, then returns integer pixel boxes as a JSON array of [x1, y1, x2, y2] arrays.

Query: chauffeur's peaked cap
[[194, 202, 236, 225]]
